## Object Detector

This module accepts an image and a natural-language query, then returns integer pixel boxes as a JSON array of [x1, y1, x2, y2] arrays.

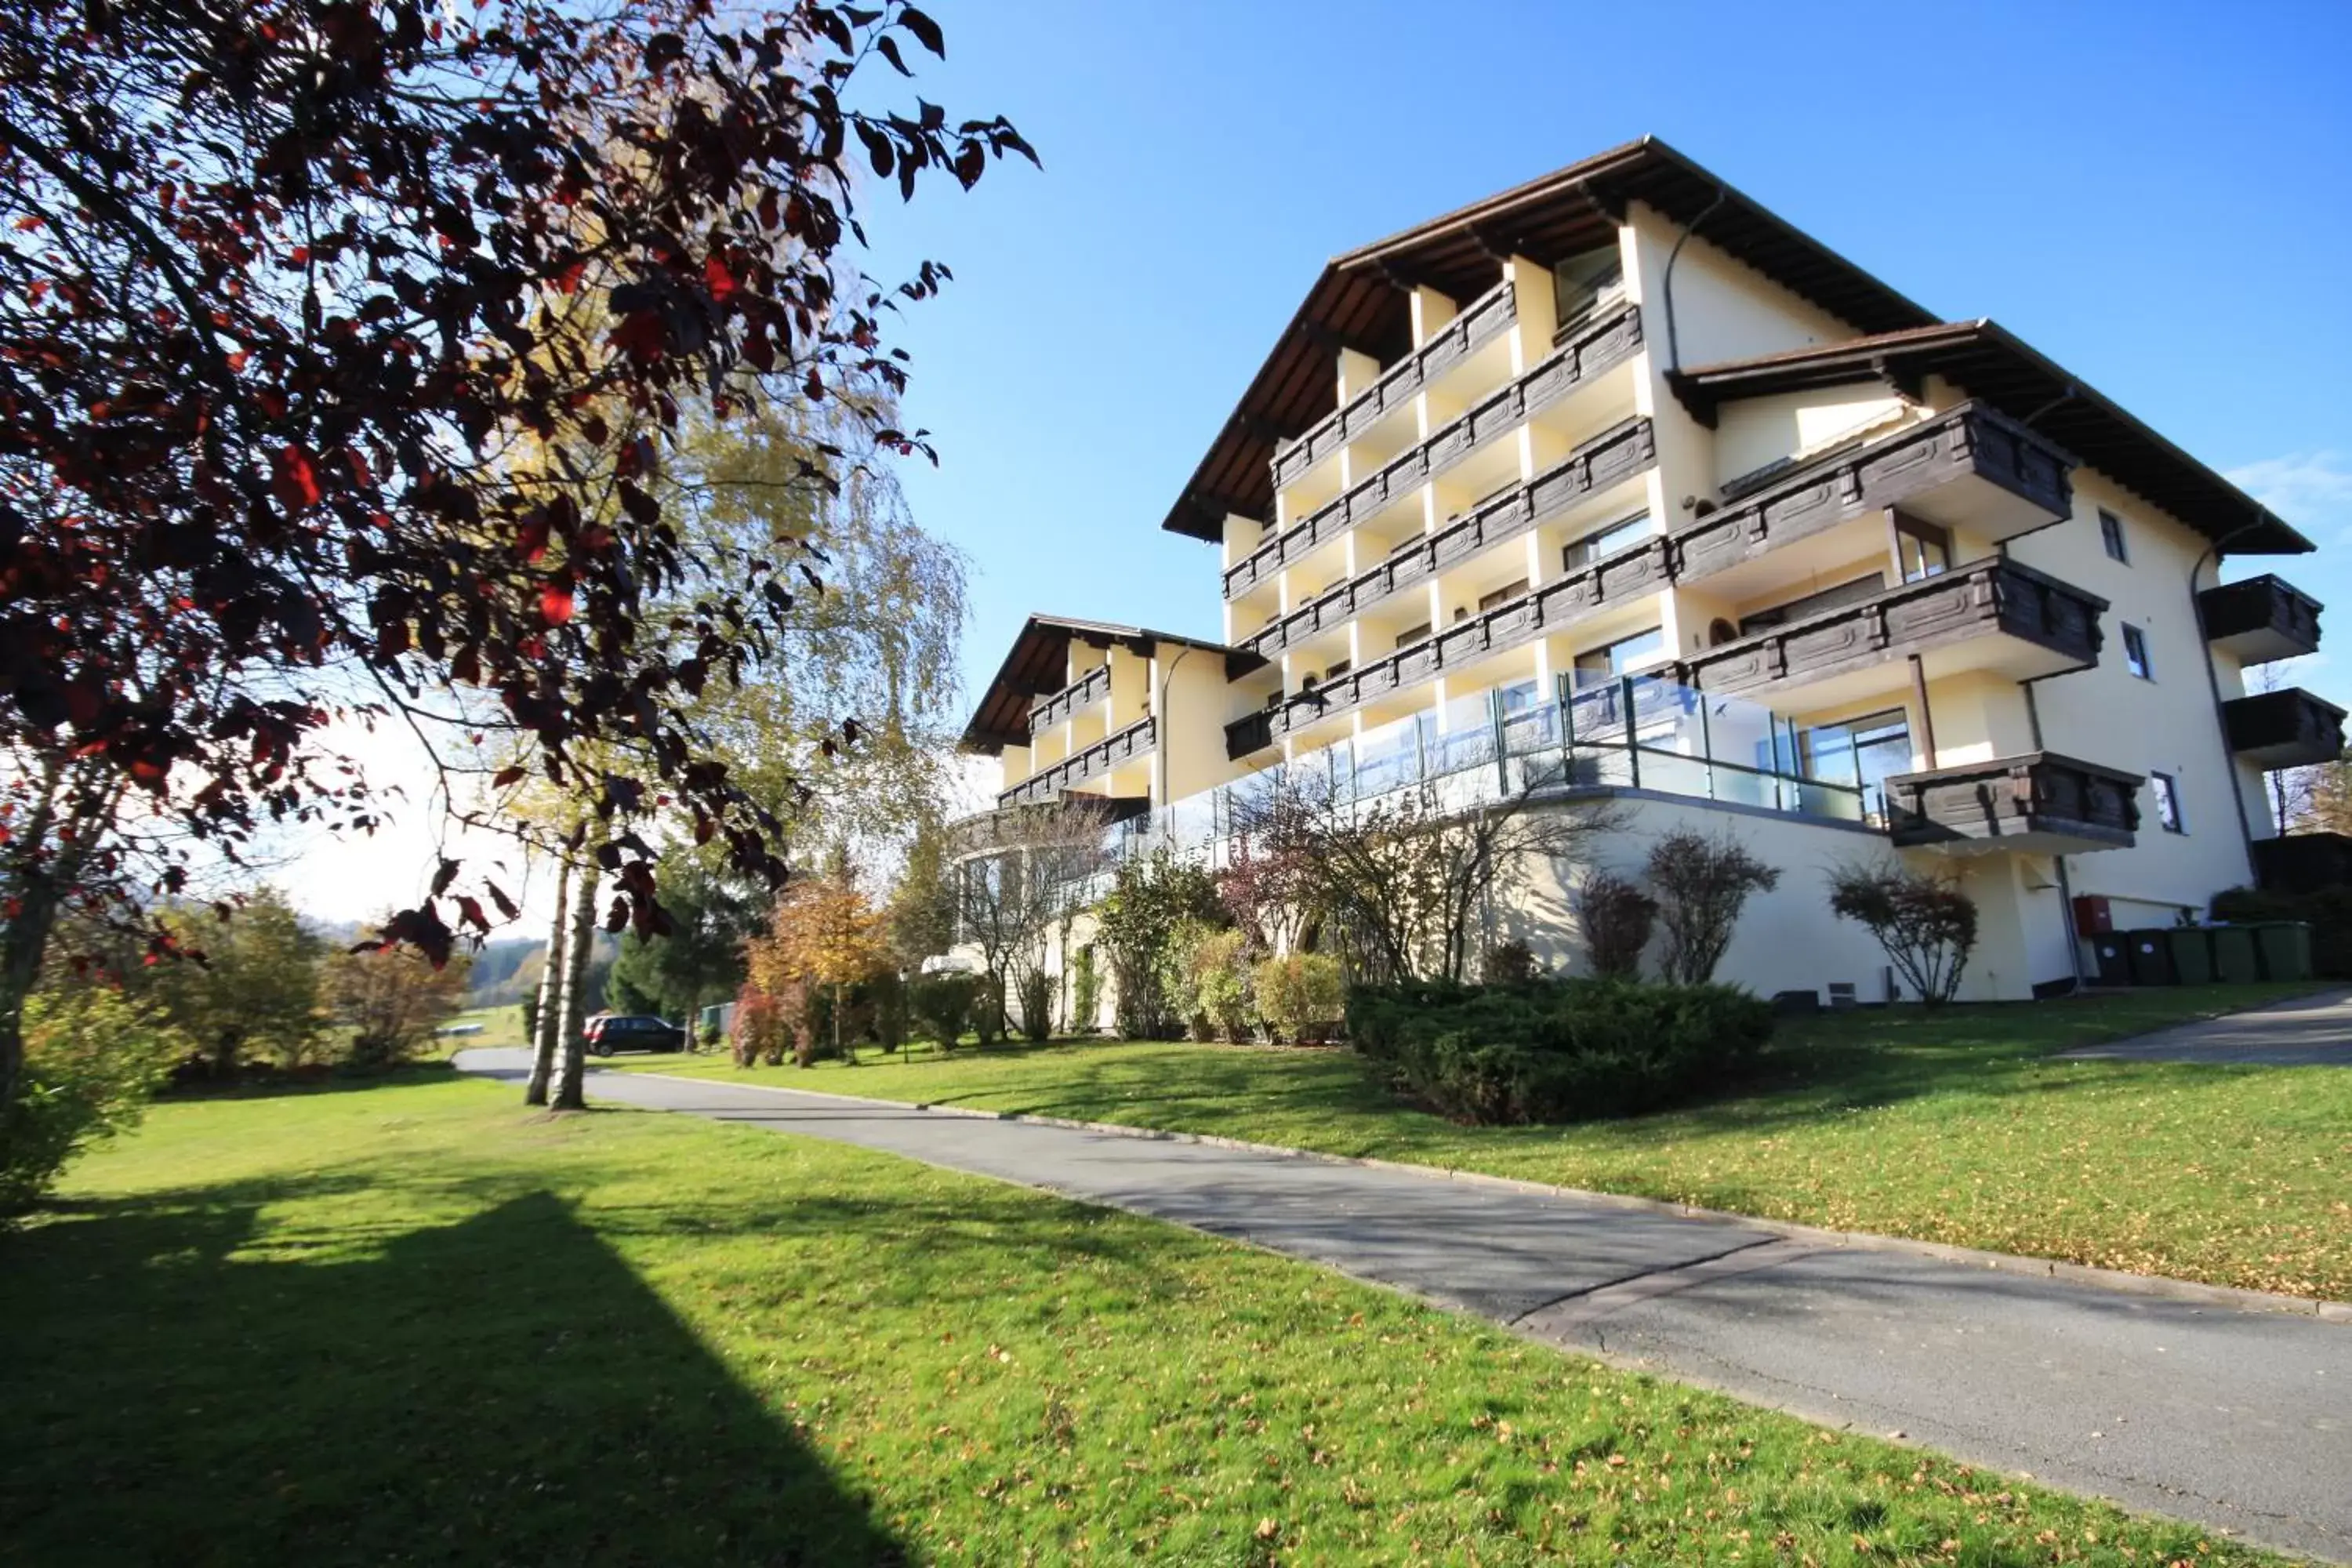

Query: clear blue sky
[[871, 0, 2352, 708]]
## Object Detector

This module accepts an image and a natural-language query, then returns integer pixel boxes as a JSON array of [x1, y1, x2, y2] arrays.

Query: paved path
[[458, 1050, 2351, 1560], [2060, 987, 2352, 1065]]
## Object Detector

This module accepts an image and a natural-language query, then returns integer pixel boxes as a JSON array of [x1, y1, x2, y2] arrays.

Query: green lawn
[[626, 984, 2352, 1301], [2, 1078, 2302, 1566]]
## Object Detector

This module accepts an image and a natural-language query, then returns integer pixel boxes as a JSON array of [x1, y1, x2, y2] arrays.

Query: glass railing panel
[[1709, 764, 1780, 811], [1630, 750, 1711, 800], [1793, 781, 1866, 822]]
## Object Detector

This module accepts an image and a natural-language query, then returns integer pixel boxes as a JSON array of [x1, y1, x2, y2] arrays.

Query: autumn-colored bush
[[730, 985, 786, 1069], [1253, 953, 1345, 1045]]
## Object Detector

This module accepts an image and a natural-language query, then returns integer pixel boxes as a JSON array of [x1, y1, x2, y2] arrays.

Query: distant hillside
[[467, 931, 617, 1009]]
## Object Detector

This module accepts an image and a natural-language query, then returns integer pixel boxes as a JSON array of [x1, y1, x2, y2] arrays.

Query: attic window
[[1552, 244, 1625, 336]]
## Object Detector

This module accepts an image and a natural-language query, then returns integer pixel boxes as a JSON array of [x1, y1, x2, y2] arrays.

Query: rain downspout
[[1661, 187, 1729, 375]]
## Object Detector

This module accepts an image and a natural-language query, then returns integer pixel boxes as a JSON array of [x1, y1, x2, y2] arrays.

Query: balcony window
[[2122, 622, 2153, 680], [2100, 509, 2129, 564], [1552, 243, 1626, 336], [1563, 510, 1656, 572], [1477, 579, 1531, 613], [1572, 626, 1665, 687], [1395, 622, 1432, 650], [1894, 514, 1951, 583], [1738, 572, 1887, 637], [1801, 709, 1913, 814], [1324, 658, 1351, 680], [2151, 771, 2184, 833]]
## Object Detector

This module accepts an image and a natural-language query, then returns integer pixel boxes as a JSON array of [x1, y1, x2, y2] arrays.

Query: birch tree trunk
[[550, 862, 601, 1110], [523, 857, 572, 1106]]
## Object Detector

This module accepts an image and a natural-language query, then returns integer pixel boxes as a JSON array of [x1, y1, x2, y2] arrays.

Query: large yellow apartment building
[[953, 138, 2335, 1008]]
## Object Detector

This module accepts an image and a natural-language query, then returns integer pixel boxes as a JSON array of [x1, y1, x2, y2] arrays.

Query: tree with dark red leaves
[[0, 0, 1032, 1123]]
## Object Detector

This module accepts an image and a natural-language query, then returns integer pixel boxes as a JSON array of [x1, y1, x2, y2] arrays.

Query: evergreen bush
[[1346, 977, 1773, 1124]]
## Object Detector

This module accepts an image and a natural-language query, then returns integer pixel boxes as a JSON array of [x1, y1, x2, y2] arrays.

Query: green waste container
[[2251, 921, 2314, 982], [2165, 927, 2216, 986], [2124, 928, 2178, 986], [2205, 925, 2261, 985]]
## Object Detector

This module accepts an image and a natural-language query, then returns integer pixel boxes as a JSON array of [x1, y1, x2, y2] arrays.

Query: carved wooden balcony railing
[[998, 715, 1156, 807], [1266, 278, 1521, 492], [1679, 557, 2104, 702], [1236, 416, 1657, 661], [2198, 575, 2323, 667], [1884, 752, 2142, 853], [1027, 662, 1112, 735], [1230, 304, 1642, 600], [1224, 531, 1674, 758], [2222, 688, 2347, 770], [1672, 401, 2074, 588]]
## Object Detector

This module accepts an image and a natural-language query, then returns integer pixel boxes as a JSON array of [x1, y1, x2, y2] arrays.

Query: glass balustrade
[[985, 673, 1877, 886]]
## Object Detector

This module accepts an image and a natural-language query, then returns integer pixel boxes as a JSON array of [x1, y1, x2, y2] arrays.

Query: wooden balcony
[[1884, 752, 2142, 855], [2198, 575, 2323, 667], [1680, 557, 2105, 705], [1267, 278, 1519, 493], [2222, 688, 2347, 770], [1027, 662, 1112, 735], [1236, 416, 1657, 660], [1224, 533, 1672, 759], [999, 715, 1156, 807], [1230, 307, 1642, 601], [1673, 401, 2075, 590]]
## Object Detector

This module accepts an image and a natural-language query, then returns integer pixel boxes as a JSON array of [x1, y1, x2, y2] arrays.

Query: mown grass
[[2, 1077, 2305, 1566], [625, 984, 2352, 1301]]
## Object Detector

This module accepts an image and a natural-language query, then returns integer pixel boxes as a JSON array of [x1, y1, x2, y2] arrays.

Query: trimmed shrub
[[868, 971, 909, 1055], [1254, 953, 1346, 1044], [1575, 871, 1656, 979], [1346, 977, 1773, 1125], [2211, 887, 2352, 977], [1070, 945, 1102, 1036], [1015, 968, 1053, 1043], [730, 985, 786, 1067], [1828, 862, 1977, 1005], [1646, 829, 1779, 985], [1171, 924, 1253, 1043], [908, 972, 980, 1051]]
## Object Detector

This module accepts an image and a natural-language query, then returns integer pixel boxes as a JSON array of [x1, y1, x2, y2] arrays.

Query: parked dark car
[[583, 1013, 687, 1056]]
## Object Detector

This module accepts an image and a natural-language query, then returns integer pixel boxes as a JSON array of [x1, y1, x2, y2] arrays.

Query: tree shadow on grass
[[0, 1185, 912, 1567]]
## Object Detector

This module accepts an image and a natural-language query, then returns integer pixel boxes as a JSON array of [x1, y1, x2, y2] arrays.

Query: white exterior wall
[[2005, 471, 2264, 924]]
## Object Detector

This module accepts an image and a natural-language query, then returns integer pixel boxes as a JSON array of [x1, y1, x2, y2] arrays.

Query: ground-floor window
[[1799, 708, 1914, 811]]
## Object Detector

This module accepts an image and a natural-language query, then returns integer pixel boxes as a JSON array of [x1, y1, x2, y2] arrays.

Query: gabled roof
[[1669, 321, 2311, 556], [960, 615, 1261, 753], [1160, 136, 1937, 542]]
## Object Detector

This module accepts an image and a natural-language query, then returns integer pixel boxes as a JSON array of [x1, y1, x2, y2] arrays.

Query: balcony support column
[[1908, 653, 1939, 771]]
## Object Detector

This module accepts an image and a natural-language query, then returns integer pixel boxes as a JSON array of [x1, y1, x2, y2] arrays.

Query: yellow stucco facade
[[954, 142, 2328, 1008]]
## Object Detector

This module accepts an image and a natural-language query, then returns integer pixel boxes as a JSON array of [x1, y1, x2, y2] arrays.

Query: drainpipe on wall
[[1660, 187, 1728, 376], [1152, 644, 1198, 838], [2021, 680, 2089, 993]]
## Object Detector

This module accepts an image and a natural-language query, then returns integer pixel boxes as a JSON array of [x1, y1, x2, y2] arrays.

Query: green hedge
[[1346, 978, 1774, 1125]]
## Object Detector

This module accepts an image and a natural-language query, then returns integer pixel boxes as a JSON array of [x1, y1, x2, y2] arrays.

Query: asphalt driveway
[[2061, 986, 2352, 1065], [457, 1048, 2352, 1561]]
